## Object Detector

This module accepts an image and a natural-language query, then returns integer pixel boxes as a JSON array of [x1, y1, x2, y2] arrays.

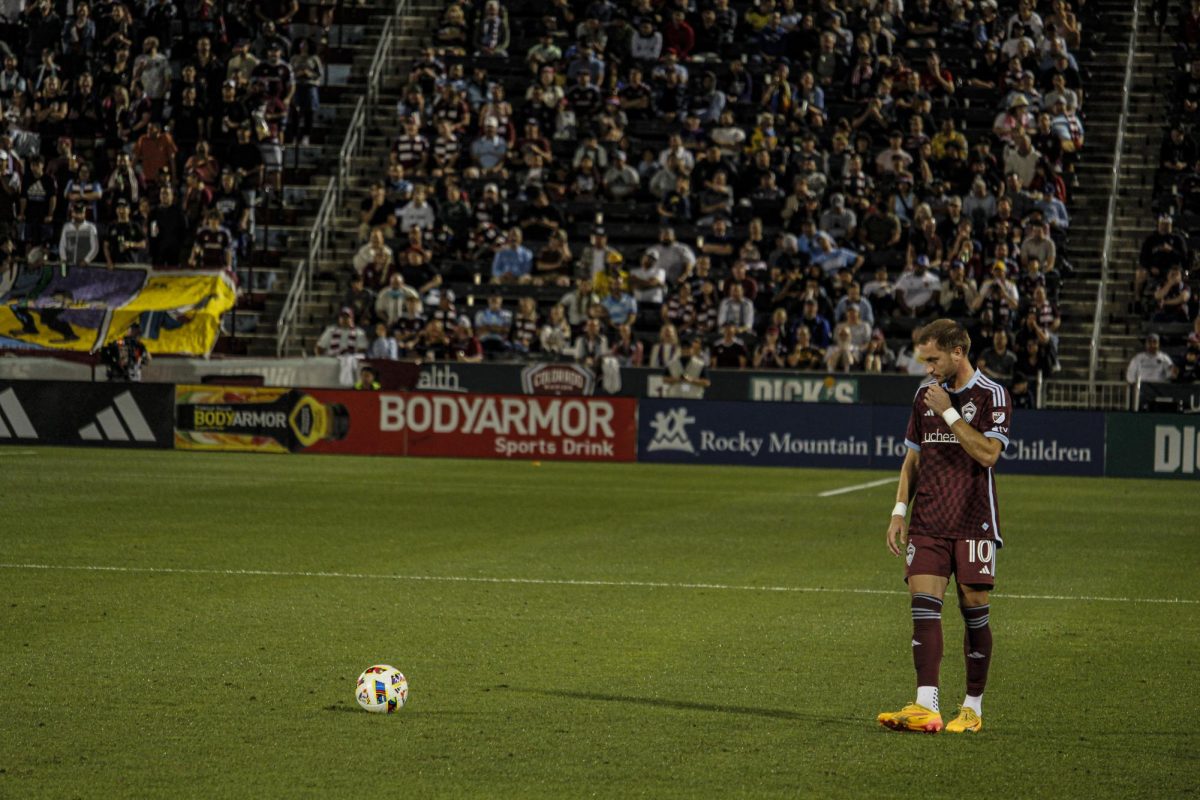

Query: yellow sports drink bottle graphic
[[175, 386, 349, 452]]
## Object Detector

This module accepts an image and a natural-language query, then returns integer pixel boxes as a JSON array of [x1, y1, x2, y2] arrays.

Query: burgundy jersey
[[904, 370, 1013, 544]]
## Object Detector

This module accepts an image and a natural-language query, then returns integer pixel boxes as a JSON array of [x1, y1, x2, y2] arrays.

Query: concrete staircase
[[250, 4, 441, 356], [236, 1, 436, 356], [1053, 0, 1165, 381]]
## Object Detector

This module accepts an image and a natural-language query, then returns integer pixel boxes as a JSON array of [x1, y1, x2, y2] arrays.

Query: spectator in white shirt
[[396, 185, 436, 233], [1126, 334, 1177, 384], [646, 226, 696, 284], [629, 251, 667, 304], [58, 204, 100, 268], [352, 229, 394, 277], [375, 273, 420, 326], [717, 283, 755, 333], [316, 307, 368, 356], [894, 256, 942, 316]]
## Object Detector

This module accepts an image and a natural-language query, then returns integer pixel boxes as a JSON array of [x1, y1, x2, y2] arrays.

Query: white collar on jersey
[[943, 367, 981, 395]]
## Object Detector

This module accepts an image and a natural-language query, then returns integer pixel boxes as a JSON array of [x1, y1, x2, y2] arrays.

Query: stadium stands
[[306, 0, 1115, 390], [1138, 4, 1200, 381], [0, 0, 406, 356]]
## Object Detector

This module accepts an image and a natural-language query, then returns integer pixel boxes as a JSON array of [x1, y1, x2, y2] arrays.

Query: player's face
[[916, 341, 961, 383]]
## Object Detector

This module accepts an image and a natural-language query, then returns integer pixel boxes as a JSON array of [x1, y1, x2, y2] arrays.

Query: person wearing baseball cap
[[1126, 332, 1177, 385], [315, 306, 368, 356]]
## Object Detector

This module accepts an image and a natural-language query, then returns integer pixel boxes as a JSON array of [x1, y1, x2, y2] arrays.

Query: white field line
[[818, 477, 898, 497], [0, 450, 37, 456], [0, 562, 1196, 605]]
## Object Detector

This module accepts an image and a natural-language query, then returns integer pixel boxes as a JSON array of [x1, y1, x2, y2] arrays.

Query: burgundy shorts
[[905, 534, 996, 588]]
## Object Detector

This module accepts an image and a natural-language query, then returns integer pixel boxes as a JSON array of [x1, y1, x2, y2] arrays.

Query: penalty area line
[[0, 562, 1196, 605], [818, 477, 898, 497]]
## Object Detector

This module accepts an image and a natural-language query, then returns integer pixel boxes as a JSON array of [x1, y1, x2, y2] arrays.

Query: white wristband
[[942, 408, 962, 427], [891, 501, 908, 518]]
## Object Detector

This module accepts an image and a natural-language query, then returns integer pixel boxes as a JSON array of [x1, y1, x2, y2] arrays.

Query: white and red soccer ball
[[355, 665, 409, 714]]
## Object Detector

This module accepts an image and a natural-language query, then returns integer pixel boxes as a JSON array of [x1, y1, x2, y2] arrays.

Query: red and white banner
[[305, 390, 637, 461]]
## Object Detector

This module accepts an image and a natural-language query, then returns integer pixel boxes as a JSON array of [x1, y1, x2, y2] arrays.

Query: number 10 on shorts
[[967, 539, 995, 566]]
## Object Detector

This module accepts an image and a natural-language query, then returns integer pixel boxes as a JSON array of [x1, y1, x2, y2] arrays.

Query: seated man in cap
[[1126, 333, 1177, 384]]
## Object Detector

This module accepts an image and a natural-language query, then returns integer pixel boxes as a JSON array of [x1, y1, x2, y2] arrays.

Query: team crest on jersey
[[906, 542, 915, 566], [961, 401, 977, 423], [992, 412, 1006, 424]]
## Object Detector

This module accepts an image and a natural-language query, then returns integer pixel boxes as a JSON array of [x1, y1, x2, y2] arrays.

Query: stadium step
[[221, 0, 409, 353]]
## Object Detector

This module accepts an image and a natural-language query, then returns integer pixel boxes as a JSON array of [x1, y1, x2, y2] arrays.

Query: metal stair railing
[[1088, 0, 1141, 400], [276, 0, 410, 357]]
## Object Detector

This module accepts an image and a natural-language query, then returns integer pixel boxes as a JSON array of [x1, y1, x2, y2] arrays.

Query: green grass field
[[1, 448, 1197, 798]]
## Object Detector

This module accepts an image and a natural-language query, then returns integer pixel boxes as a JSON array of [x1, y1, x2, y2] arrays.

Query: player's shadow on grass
[[508, 688, 856, 726]]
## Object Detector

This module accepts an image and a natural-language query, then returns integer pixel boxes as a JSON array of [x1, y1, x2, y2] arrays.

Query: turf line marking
[[0, 450, 37, 456], [0, 562, 1196, 605], [818, 477, 898, 497]]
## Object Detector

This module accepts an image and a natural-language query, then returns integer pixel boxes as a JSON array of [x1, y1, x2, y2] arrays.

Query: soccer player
[[878, 319, 1012, 734]]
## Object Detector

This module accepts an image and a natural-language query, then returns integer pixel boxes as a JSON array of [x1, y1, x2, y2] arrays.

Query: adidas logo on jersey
[[924, 409, 936, 417], [78, 391, 156, 443], [978, 566, 991, 576]]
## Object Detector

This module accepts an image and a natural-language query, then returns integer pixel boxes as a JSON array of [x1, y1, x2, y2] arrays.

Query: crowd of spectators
[[1138, 3, 1200, 384], [327, 0, 1094, 398], [0, 1, 328, 299]]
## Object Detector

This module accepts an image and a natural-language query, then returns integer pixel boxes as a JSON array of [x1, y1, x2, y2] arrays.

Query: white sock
[[916, 686, 939, 712], [962, 694, 982, 715]]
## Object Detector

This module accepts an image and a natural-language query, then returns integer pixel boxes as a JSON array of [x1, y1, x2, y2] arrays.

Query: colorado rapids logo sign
[[961, 401, 977, 424]]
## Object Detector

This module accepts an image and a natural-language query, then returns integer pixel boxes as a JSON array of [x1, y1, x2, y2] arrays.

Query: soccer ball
[[355, 665, 409, 713]]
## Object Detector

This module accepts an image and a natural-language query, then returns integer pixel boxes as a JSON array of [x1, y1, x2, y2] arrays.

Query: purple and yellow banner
[[0, 265, 236, 355]]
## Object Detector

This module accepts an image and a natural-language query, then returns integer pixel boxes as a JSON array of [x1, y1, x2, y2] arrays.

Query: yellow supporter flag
[[0, 265, 236, 355]]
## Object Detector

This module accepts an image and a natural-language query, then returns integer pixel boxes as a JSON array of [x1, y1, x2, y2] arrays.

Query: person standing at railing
[[103, 199, 146, 269], [288, 37, 321, 147], [58, 203, 99, 272]]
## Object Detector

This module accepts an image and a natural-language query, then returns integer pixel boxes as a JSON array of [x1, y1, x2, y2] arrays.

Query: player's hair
[[917, 319, 971, 355]]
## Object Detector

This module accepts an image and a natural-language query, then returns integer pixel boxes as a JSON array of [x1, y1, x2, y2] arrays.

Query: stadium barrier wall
[[1136, 382, 1200, 413], [413, 362, 922, 404], [174, 385, 637, 462], [1105, 413, 1200, 479], [637, 399, 1106, 477], [0, 380, 173, 448], [0, 379, 1186, 480]]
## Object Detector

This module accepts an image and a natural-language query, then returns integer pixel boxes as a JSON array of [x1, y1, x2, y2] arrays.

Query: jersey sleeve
[[905, 389, 924, 451], [981, 384, 1012, 449]]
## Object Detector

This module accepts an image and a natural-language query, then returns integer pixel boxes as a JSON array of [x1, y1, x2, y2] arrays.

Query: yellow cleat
[[945, 707, 983, 733], [877, 703, 943, 733]]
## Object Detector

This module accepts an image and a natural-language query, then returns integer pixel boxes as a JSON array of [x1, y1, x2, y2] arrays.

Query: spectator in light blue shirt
[[474, 294, 514, 354], [1037, 194, 1070, 232], [812, 232, 864, 277], [491, 228, 533, 283], [602, 282, 638, 326], [834, 282, 875, 326], [470, 117, 508, 173]]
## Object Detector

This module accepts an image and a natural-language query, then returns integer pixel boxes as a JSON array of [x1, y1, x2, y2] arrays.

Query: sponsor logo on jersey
[[961, 401, 978, 423], [924, 409, 936, 417], [992, 411, 1006, 424], [979, 565, 991, 576]]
